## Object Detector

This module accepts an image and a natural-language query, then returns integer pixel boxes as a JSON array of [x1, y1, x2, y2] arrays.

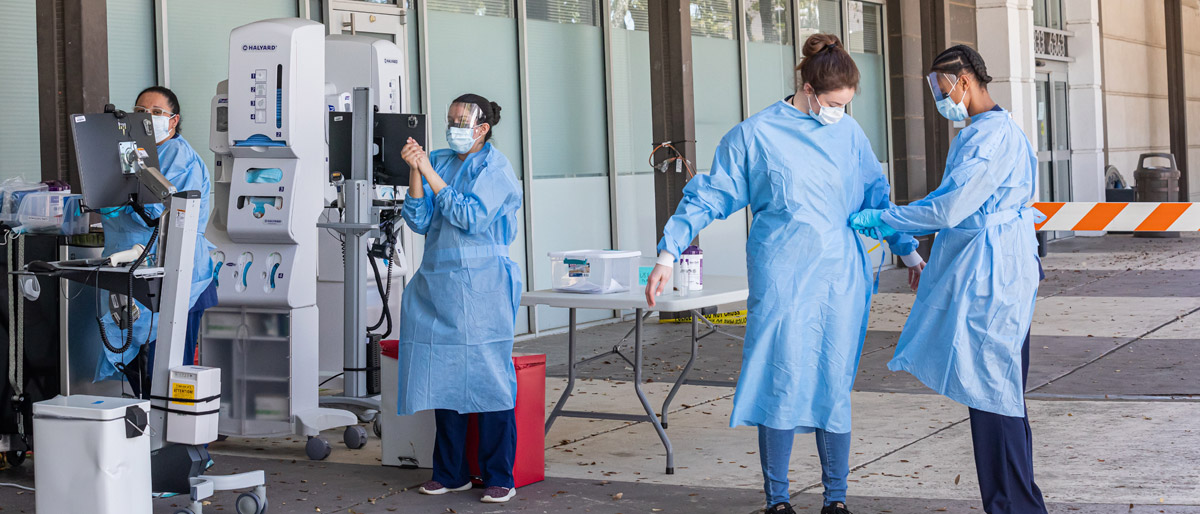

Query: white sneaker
[[480, 486, 517, 503], [418, 480, 472, 495]]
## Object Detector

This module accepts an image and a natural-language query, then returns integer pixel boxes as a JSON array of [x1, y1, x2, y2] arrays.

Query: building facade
[[1, 0, 1196, 336]]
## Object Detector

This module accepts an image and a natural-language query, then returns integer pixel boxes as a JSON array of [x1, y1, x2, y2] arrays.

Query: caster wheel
[[372, 418, 382, 438], [173, 510, 196, 514], [344, 425, 368, 449], [5, 450, 26, 467], [306, 436, 332, 460], [236, 492, 266, 514]]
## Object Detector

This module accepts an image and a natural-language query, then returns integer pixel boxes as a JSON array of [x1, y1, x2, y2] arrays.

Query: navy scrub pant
[[967, 330, 1048, 514], [432, 409, 516, 489]]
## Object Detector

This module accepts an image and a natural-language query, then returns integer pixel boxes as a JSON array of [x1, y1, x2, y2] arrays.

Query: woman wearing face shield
[[94, 86, 218, 392], [398, 94, 524, 504], [850, 45, 1047, 514], [644, 34, 923, 514]]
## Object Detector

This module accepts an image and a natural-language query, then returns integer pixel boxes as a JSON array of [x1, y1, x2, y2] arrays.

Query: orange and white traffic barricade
[[1033, 202, 1200, 232]]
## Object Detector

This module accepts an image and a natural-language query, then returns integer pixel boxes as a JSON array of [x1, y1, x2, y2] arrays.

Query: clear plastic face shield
[[446, 102, 484, 131], [926, 72, 959, 102], [446, 102, 486, 153]]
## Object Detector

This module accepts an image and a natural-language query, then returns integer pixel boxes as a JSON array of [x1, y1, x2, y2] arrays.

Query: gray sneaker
[[480, 486, 517, 503], [418, 480, 472, 495]]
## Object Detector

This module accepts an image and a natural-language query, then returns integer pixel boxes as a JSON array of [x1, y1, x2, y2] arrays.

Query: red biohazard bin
[[466, 353, 546, 488]]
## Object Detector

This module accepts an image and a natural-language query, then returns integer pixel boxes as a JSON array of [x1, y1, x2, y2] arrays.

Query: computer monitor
[[328, 112, 425, 187], [69, 110, 164, 210]]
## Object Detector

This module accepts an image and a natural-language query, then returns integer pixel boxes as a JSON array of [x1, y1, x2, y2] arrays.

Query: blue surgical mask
[[446, 126, 479, 154], [935, 79, 969, 122]]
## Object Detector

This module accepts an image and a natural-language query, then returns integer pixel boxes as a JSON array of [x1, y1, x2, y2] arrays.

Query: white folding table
[[521, 275, 749, 474]]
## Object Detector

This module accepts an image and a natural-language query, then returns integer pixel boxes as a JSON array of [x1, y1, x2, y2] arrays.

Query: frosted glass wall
[[0, 1, 41, 182], [165, 0, 298, 172], [108, 0, 158, 112]]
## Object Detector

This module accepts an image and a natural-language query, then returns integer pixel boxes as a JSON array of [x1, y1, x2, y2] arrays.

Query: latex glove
[[849, 209, 886, 231]]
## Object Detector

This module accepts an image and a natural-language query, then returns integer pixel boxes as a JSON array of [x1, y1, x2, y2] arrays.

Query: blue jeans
[[758, 426, 851, 507]]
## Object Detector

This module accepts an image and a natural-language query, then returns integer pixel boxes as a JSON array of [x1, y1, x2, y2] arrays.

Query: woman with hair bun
[[645, 34, 924, 514], [399, 93, 524, 504]]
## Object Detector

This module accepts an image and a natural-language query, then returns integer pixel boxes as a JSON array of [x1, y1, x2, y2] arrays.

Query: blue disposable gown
[[881, 108, 1040, 417], [658, 100, 918, 433], [95, 135, 216, 380], [398, 142, 524, 415]]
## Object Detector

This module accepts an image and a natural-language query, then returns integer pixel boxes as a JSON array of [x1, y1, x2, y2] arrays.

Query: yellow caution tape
[[659, 309, 747, 326]]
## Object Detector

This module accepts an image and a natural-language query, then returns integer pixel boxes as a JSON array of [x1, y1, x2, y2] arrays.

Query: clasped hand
[[848, 208, 896, 239]]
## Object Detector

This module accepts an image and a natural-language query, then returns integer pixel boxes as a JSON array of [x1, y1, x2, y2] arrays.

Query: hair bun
[[489, 101, 502, 125], [802, 33, 841, 59]]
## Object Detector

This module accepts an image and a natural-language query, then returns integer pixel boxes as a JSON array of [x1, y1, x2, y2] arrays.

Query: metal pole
[[343, 87, 374, 398]]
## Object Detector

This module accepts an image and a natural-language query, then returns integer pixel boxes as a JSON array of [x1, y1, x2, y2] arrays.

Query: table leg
[[544, 308, 577, 434], [631, 308, 675, 474], [660, 310, 700, 429]]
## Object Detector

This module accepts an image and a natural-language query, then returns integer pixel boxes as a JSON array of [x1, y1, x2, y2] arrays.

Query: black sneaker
[[767, 502, 796, 514], [821, 502, 853, 514]]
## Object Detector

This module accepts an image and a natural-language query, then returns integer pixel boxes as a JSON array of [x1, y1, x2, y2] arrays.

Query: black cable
[[319, 372, 344, 388]]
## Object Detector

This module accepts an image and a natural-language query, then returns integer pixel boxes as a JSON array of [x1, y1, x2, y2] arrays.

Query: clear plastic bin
[[15, 191, 85, 234], [549, 250, 640, 294]]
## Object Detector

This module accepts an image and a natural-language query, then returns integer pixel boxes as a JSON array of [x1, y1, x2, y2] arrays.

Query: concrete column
[[975, 0, 1038, 145], [1064, 0, 1107, 203]]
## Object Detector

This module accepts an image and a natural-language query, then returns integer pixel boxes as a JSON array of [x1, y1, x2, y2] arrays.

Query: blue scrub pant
[[432, 409, 516, 489], [138, 283, 219, 396], [758, 426, 850, 507], [967, 330, 1048, 514]]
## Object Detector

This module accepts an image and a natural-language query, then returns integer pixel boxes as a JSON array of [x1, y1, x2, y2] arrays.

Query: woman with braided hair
[[850, 45, 1047, 514]]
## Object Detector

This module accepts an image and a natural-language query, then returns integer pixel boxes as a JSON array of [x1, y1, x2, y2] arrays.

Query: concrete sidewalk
[[1, 234, 1197, 513]]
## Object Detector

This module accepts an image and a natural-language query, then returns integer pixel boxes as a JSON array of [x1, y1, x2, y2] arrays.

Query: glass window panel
[[797, 0, 842, 41], [0, 0, 40, 182], [847, 2, 880, 54], [1054, 160, 1072, 202], [527, 12, 612, 330], [611, 0, 656, 261], [429, 0, 512, 17], [745, 1, 796, 113], [692, 32, 747, 277], [1036, 79, 1050, 152], [166, 0, 298, 173], [1038, 161, 1052, 202], [745, 0, 792, 44], [1053, 80, 1069, 152], [1048, 0, 1063, 30], [108, 0, 157, 111], [691, 0, 736, 39], [1033, 0, 1047, 27], [528, 0, 597, 25], [427, 11, 523, 175], [610, 0, 649, 31], [848, 2, 887, 161]]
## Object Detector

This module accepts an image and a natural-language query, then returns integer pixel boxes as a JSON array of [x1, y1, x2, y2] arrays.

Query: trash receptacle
[[33, 395, 152, 514], [1134, 153, 1181, 238], [466, 353, 546, 488]]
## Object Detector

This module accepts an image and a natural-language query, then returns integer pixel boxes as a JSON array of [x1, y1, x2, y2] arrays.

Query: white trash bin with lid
[[33, 395, 152, 514]]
